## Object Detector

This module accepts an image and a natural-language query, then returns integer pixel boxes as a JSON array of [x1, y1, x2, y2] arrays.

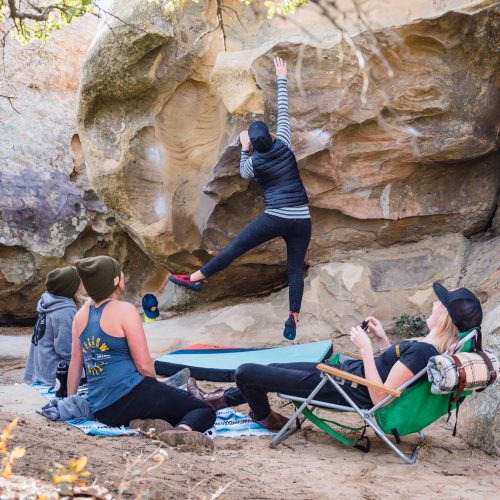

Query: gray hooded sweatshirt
[[23, 292, 77, 385]]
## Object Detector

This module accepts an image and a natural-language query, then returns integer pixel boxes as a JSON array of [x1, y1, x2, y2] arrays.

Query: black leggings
[[200, 213, 311, 312], [224, 362, 369, 421], [94, 377, 215, 432]]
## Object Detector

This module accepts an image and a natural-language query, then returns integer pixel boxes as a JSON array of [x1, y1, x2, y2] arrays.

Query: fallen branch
[[0, 362, 25, 376]]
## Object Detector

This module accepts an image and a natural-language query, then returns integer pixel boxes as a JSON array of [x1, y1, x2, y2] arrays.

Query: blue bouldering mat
[[154, 340, 333, 381]]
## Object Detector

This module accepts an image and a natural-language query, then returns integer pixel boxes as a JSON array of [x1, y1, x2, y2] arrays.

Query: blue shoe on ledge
[[283, 313, 297, 340]]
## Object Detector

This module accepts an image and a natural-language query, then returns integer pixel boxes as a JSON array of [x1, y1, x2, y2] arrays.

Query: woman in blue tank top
[[67, 256, 215, 447], [168, 57, 311, 341]]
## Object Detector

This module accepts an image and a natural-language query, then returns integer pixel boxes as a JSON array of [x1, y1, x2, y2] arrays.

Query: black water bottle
[[80, 365, 87, 386], [55, 362, 68, 398]]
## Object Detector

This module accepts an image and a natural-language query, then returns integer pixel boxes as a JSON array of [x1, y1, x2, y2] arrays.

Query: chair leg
[[326, 374, 426, 464], [270, 377, 328, 449], [363, 413, 426, 464], [269, 414, 306, 448]]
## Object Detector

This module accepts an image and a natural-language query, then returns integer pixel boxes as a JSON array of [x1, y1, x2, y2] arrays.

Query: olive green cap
[[75, 256, 122, 302], [45, 266, 81, 298]]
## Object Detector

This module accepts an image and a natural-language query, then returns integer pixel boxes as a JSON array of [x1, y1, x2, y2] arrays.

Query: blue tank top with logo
[[80, 301, 144, 413]]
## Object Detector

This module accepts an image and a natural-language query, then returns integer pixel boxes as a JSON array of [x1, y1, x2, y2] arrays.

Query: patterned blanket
[[33, 383, 274, 438], [427, 350, 499, 394]]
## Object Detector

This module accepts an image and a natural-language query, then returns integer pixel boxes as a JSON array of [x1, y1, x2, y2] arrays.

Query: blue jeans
[[201, 213, 312, 312], [224, 362, 370, 420]]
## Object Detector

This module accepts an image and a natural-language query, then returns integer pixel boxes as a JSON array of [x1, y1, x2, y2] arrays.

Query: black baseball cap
[[142, 294, 160, 319], [248, 121, 273, 153], [432, 282, 482, 332]]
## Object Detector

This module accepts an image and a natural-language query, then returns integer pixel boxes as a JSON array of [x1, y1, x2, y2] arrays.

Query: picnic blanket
[[34, 383, 138, 436], [206, 408, 274, 438], [33, 383, 274, 438], [154, 340, 333, 381]]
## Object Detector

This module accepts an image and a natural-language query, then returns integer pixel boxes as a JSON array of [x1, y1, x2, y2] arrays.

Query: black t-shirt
[[337, 341, 439, 408]]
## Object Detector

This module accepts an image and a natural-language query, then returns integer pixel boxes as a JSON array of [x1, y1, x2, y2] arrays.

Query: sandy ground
[[1, 359, 499, 500]]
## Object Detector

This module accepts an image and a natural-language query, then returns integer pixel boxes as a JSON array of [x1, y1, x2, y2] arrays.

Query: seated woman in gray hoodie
[[24, 266, 85, 386]]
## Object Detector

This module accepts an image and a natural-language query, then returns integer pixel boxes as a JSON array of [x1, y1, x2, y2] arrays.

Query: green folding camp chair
[[270, 329, 478, 464]]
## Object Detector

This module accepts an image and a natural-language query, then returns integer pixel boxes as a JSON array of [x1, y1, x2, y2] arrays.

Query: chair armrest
[[316, 363, 401, 398], [342, 350, 363, 360]]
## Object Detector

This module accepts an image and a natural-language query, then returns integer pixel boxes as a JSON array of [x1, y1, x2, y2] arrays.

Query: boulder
[[0, 17, 165, 324], [0, 17, 98, 259], [490, 194, 500, 236], [77, 1, 500, 305], [459, 236, 500, 456]]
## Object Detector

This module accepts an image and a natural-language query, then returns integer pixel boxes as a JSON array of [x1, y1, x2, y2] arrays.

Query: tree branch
[[0, 93, 19, 113], [215, 0, 227, 51], [218, 4, 246, 32], [312, 0, 370, 103], [8, 0, 53, 21], [352, 0, 394, 78], [196, 0, 228, 50], [92, 3, 150, 35]]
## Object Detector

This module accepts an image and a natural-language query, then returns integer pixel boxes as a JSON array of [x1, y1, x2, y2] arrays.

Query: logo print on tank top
[[82, 336, 111, 376]]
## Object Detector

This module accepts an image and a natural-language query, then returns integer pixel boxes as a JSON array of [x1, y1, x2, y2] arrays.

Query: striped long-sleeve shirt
[[240, 77, 311, 219]]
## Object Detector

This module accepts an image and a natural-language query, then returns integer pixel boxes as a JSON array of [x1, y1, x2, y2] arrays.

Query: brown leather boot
[[249, 410, 289, 431], [187, 377, 227, 412]]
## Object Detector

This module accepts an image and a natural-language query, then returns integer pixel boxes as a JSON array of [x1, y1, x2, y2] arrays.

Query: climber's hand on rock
[[274, 57, 287, 78], [240, 130, 250, 150]]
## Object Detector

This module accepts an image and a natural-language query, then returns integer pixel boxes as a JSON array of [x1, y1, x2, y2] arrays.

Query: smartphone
[[361, 320, 368, 331]]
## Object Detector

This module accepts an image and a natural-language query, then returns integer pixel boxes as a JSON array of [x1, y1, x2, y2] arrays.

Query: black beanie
[[45, 266, 81, 298], [75, 256, 122, 302], [248, 120, 273, 153]]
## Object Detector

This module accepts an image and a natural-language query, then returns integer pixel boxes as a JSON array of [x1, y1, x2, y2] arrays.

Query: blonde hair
[[433, 308, 459, 353], [73, 283, 89, 309]]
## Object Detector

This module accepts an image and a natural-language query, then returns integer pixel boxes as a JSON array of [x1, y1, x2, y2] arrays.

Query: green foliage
[[2, 0, 310, 44], [395, 314, 427, 338], [0, 0, 94, 44], [0, 2, 9, 23], [263, 0, 310, 19]]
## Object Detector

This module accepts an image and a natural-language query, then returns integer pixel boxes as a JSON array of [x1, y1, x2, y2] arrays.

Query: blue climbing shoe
[[283, 313, 297, 340]]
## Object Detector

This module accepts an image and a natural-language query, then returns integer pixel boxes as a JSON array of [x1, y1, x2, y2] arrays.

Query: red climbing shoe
[[168, 274, 203, 292]]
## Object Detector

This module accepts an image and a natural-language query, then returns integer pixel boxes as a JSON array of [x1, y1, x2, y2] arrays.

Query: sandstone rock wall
[[0, 17, 166, 324], [77, 0, 500, 304], [459, 236, 500, 455]]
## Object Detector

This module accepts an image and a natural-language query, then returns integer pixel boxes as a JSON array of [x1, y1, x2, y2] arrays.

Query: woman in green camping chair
[[187, 282, 482, 430]]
